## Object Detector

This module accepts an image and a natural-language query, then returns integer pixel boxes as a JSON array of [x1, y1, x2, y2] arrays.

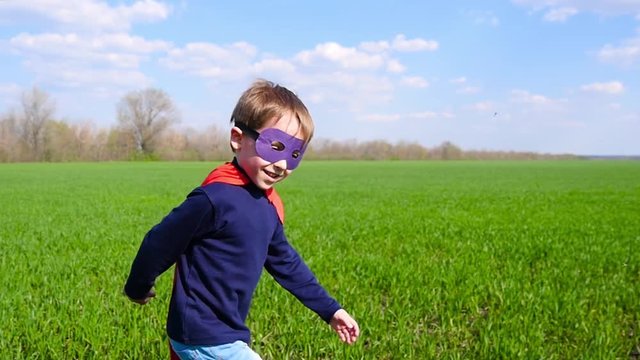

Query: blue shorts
[[170, 339, 262, 360]]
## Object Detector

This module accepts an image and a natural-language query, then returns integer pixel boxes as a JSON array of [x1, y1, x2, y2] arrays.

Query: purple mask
[[236, 123, 307, 170]]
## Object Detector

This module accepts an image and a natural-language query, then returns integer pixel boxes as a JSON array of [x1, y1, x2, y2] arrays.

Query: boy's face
[[231, 112, 306, 190]]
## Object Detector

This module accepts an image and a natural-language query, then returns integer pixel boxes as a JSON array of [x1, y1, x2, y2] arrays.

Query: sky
[[0, 0, 639, 156]]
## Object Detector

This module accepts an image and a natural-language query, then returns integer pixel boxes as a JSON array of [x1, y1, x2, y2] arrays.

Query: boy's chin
[[257, 173, 286, 189], [254, 178, 276, 191]]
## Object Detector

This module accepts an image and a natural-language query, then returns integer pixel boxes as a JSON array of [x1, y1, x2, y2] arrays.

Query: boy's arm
[[264, 225, 359, 344], [124, 189, 213, 302], [264, 224, 341, 322]]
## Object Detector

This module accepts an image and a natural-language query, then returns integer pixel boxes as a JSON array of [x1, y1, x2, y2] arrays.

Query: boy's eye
[[292, 150, 300, 159], [270, 141, 285, 151]]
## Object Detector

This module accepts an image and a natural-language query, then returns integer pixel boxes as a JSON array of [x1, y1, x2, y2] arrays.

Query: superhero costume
[[124, 159, 341, 348]]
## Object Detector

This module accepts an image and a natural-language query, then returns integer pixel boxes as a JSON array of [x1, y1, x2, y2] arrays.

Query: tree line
[[0, 87, 577, 163]]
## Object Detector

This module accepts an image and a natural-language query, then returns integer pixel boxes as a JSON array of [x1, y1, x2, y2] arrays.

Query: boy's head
[[231, 79, 314, 142], [229, 79, 314, 190]]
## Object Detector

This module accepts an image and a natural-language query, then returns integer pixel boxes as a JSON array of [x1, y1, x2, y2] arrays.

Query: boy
[[124, 80, 359, 359]]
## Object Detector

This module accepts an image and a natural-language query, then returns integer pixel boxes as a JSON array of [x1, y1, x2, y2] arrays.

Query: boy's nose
[[273, 159, 287, 171]]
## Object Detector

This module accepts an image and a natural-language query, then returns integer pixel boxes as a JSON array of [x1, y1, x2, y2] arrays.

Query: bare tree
[[43, 120, 100, 161], [17, 87, 56, 161], [0, 111, 19, 162], [430, 141, 463, 160], [185, 125, 230, 161], [117, 88, 180, 155]]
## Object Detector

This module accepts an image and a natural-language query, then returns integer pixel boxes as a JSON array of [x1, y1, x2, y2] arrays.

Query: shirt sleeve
[[124, 188, 214, 300], [264, 223, 342, 323]]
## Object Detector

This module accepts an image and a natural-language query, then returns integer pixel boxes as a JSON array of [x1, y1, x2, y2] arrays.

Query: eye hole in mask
[[235, 122, 307, 170], [271, 141, 285, 151]]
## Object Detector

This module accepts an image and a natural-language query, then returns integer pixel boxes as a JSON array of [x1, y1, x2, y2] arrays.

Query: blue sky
[[1, 0, 639, 155]]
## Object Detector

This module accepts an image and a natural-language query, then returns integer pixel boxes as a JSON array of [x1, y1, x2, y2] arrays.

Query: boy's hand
[[125, 288, 156, 305], [330, 309, 360, 345]]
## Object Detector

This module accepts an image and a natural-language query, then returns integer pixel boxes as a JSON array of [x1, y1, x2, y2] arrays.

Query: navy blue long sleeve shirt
[[124, 178, 341, 346]]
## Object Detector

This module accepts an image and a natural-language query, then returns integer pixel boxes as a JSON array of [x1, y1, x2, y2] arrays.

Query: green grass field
[[0, 161, 639, 359]]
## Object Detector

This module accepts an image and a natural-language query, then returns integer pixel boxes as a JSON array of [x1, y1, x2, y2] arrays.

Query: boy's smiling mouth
[[264, 169, 282, 179]]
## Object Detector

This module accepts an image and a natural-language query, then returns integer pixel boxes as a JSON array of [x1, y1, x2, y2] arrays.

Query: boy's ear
[[230, 126, 243, 152]]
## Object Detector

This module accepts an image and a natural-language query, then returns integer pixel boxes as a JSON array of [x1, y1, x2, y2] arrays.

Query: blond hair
[[231, 79, 314, 142]]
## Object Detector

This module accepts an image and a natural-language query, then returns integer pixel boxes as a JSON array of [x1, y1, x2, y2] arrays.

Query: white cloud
[[467, 10, 500, 27], [10, 32, 170, 68], [511, 90, 551, 104], [159, 37, 421, 112], [471, 101, 494, 112], [511, 89, 556, 105], [160, 42, 257, 79], [0, 0, 170, 32], [512, 1, 640, 66], [392, 34, 439, 52], [401, 76, 429, 88], [358, 110, 450, 123], [286, 36, 436, 111], [358, 113, 402, 122], [543, 7, 578, 22], [512, 0, 640, 17], [1, 1, 172, 93], [292, 73, 395, 112], [60, 67, 151, 89], [360, 34, 439, 53], [25, 57, 152, 91], [597, 39, 640, 66], [159, 35, 438, 114], [252, 58, 296, 75], [441, 111, 456, 119], [123, 0, 171, 23], [7, 32, 168, 91], [457, 86, 481, 94], [294, 42, 386, 70], [6, 22, 437, 121], [387, 59, 406, 73], [284, 34, 437, 80], [359, 40, 390, 53], [580, 81, 625, 94], [60, 59, 148, 86], [409, 111, 439, 119], [450, 77, 480, 94]]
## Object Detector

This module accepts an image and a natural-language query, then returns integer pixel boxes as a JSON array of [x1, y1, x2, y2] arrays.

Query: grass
[[0, 160, 638, 359]]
